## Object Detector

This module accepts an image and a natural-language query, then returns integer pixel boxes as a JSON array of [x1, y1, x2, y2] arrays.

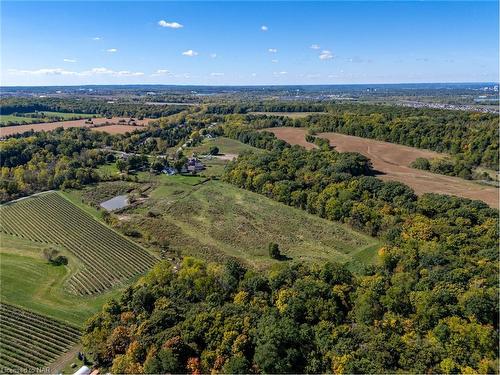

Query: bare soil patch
[[266, 127, 499, 208], [0, 117, 151, 137], [263, 127, 317, 149]]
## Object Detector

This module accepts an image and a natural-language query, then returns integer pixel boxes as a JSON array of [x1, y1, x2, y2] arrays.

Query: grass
[[189, 136, 261, 156], [0, 112, 94, 126], [185, 137, 262, 178], [120, 177, 380, 269], [0, 236, 122, 326], [0, 191, 157, 296]]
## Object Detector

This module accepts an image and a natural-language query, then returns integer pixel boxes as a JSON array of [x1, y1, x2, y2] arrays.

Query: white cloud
[[8, 68, 78, 76], [106, 48, 118, 53], [155, 69, 170, 74], [310, 44, 320, 50], [8, 67, 144, 77], [83, 67, 144, 76], [210, 72, 224, 76], [261, 25, 268, 31], [268, 48, 277, 53], [319, 50, 333, 60], [210, 53, 217, 59], [63, 58, 77, 63], [251, 73, 257, 77], [92, 37, 102, 41], [273, 71, 287, 75], [182, 50, 198, 57], [271, 59, 279, 63], [158, 20, 183, 29]]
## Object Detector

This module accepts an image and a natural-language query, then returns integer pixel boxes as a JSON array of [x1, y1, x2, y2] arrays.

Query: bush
[[209, 146, 219, 155], [269, 242, 281, 260]]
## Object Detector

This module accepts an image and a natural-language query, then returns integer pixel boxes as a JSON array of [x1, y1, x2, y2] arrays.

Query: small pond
[[100, 195, 129, 211]]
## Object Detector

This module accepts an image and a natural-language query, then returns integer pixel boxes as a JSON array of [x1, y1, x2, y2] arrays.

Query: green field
[[0, 235, 124, 326], [106, 176, 380, 269], [0, 192, 157, 295], [0, 303, 80, 372], [185, 136, 262, 177], [0, 112, 94, 126]]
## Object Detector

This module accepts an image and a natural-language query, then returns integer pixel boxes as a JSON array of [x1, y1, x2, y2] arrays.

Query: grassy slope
[[0, 235, 123, 326], [187, 137, 263, 177], [0, 191, 150, 326], [126, 175, 380, 269], [0, 112, 94, 126]]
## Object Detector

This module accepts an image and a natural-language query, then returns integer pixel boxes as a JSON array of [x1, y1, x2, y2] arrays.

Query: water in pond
[[100, 195, 129, 211]]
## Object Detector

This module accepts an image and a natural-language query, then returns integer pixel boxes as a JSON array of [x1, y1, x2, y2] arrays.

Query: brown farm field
[[265, 127, 499, 208], [0, 117, 151, 137]]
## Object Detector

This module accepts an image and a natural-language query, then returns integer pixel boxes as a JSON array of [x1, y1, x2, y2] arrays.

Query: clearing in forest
[[116, 176, 380, 270]]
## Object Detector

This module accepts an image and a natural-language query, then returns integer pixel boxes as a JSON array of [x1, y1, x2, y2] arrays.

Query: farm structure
[[0, 192, 158, 295], [0, 303, 80, 372]]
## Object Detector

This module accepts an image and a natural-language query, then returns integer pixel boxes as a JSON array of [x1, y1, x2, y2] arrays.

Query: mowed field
[[0, 191, 157, 295], [111, 176, 380, 270], [0, 112, 95, 126], [265, 127, 499, 207], [0, 117, 151, 137], [0, 303, 80, 373]]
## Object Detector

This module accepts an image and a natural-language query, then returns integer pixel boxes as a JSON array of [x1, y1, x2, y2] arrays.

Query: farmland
[[0, 117, 151, 137], [0, 112, 95, 126], [0, 303, 80, 373], [265, 127, 499, 207], [110, 176, 380, 270], [0, 192, 158, 295]]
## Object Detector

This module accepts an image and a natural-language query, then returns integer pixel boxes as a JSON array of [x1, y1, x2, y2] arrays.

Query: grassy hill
[[109, 175, 380, 270]]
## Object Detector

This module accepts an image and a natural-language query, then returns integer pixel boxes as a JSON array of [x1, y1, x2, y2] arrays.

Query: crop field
[[0, 192, 157, 295], [0, 112, 94, 126], [0, 303, 80, 373], [266, 127, 499, 208], [117, 176, 380, 270], [0, 117, 152, 137]]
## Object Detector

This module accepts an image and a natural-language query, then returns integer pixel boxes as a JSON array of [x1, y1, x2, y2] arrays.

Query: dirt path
[[49, 344, 82, 373], [265, 127, 499, 208]]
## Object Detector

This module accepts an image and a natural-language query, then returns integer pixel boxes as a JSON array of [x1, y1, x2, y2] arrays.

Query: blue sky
[[1, 1, 498, 86]]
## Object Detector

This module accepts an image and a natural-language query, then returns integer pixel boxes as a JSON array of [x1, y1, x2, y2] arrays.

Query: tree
[[116, 159, 127, 173], [208, 146, 219, 156], [268, 243, 281, 260]]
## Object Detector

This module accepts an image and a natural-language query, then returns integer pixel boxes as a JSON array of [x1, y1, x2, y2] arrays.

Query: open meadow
[[0, 112, 95, 126], [265, 127, 499, 207], [91, 176, 381, 270]]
